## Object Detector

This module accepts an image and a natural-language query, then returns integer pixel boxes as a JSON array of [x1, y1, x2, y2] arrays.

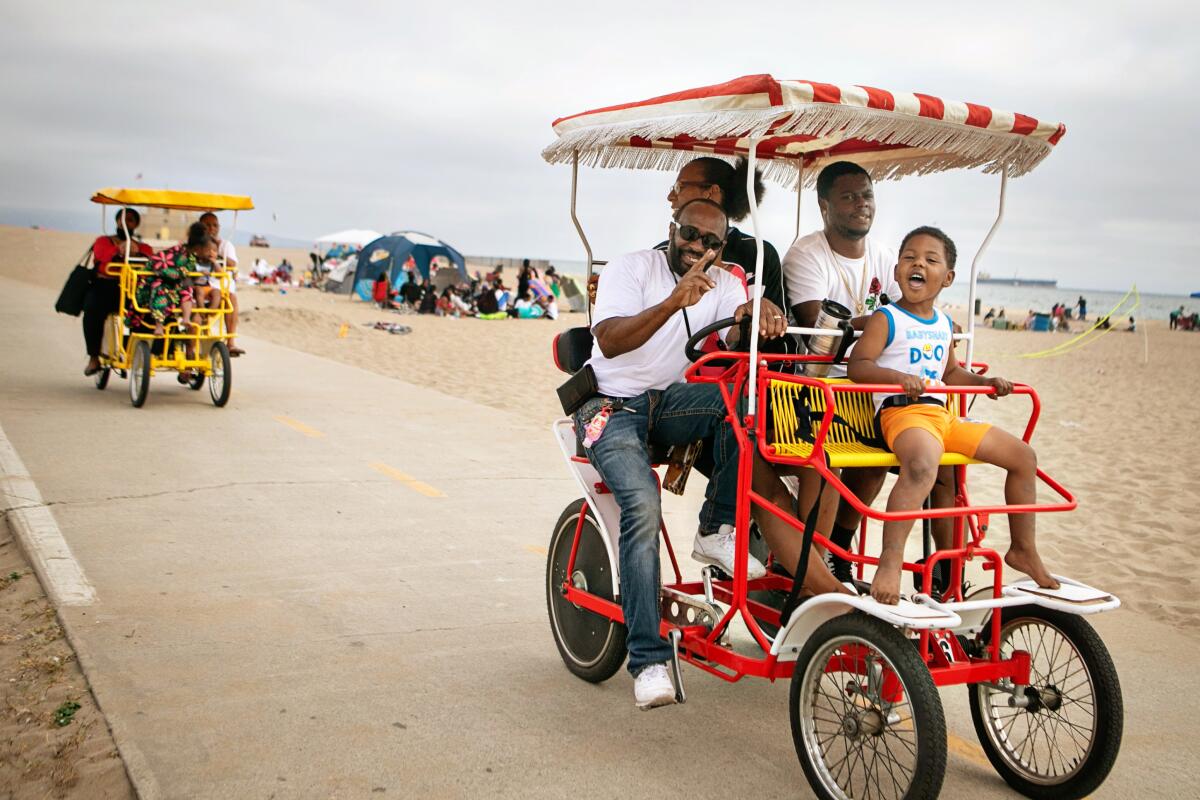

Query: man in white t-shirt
[[784, 161, 901, 342], [781, 162, 904, 581], [577, 199, 793, 709], [200, 212, 244, 356]]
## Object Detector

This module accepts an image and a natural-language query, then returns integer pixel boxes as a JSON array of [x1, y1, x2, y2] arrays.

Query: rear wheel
[[790, 612, 946, 800], [208, 342, 231, 407], [546, 499, 626, 682], [968, 606, 1122, 799], [187, 370, 205, 390], [129, 341, 151, 408], [94, 367, 110, 390]]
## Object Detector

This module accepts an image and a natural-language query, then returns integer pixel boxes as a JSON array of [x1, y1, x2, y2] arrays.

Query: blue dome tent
[[352, 231, 467, 300]]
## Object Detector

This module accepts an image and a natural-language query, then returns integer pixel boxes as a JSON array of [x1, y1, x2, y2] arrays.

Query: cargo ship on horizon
[[977, 271, 1057, 288]]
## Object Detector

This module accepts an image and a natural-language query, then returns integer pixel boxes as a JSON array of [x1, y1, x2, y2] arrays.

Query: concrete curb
[[0, 431, 95, 606], [0, 421, 161, 800]]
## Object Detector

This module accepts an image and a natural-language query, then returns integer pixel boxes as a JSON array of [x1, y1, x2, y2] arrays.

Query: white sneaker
[[692, 524, 767, 579], [634, 663, 677, 710]]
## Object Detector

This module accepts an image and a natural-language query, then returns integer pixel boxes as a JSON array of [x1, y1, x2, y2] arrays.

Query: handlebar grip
[[832, 321, 856, 364]]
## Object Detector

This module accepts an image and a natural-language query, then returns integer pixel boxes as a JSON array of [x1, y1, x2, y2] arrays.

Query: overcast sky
[[2, 1, 1196, 293]]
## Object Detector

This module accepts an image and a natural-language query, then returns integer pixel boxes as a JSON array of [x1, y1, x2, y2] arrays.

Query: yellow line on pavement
[[370, 462, 444, 498], [274, 415, 324, 438], [524, 545, 548, 556], [947, 731, 989, 766]]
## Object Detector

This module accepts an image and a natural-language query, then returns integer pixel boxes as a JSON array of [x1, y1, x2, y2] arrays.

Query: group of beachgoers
[[574, 156, 1060, 709], [373, 259, 563, 319], [1169, 306, 1199, 331], [81, 209, 245, 380], [982, 297, 1093, 332], [247, 256, 296, 285]]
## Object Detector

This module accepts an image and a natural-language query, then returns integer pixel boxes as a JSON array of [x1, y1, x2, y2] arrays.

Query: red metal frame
[[559, 349, 1058, 689]]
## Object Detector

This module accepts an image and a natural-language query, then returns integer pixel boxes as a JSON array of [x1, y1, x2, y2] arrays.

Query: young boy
[[847, 226, 1060, 605]]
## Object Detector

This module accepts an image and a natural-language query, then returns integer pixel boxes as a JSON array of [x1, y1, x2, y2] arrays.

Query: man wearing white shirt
[[782, 162, 901, 579], [784, 161, 901, 339], [200, 212, 245, 356], [578, 199, 799, 709]]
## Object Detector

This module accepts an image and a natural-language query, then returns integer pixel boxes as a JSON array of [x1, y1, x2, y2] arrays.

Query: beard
[[666, 239, 705, 276], [667, 239, 686, 276], [830, 221, 868, 241], [831, 217, 871, 241]]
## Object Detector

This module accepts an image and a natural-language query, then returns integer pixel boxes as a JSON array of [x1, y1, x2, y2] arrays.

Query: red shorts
[[879, 404, 992, 458]]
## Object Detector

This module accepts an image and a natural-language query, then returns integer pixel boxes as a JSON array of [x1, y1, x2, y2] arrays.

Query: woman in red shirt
[[83, 208, 153, 375], [372, 272, 398, 309]]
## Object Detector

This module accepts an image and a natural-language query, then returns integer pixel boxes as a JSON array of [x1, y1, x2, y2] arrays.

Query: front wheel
[[208, 342, 231, 407], [546, 499, 627, 683], [129, 341, 151, 408], [790, 612, 946, 800], [968, 606, 1123, 799]]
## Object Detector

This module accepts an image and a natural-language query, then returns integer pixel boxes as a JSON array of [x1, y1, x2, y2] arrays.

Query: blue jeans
[[574, 383, 740, 675]]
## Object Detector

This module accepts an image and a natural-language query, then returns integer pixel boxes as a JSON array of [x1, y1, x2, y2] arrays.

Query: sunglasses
[[671, 179, 713, 195], [675, 223, 726, 251]]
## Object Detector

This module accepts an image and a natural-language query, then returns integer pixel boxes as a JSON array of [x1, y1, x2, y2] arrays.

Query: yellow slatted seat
[[768, 378, 982, 468]]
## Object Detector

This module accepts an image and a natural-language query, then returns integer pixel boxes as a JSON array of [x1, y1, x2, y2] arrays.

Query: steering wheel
[[685, 316, 743, 363]]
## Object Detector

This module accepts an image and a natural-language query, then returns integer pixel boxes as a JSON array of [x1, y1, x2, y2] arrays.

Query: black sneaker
[[825, 550, 854, 584]]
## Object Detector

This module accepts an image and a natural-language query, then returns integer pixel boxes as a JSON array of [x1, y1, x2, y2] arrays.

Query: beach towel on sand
[[364, 321, 412, 335]]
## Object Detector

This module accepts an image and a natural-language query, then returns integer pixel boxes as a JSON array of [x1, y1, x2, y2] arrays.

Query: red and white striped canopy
[[544, 75, 1065, 185]]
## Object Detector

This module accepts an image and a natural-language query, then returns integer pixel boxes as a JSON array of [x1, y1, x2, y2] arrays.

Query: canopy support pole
[[229, 210, 239, 270], [790, 159, 804, 317], [794, 160, 803, 241], [746, 138, 763, 421], [965, 166, 1008, 371], [569, 151, 595, 326], [121, 210, 130, 262]]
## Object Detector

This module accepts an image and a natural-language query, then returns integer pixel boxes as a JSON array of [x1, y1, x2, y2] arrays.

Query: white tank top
[[872, 305, 954, 412]]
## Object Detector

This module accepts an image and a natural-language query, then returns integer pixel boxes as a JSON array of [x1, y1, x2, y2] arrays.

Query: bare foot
[[153, 323, 165, 336], [870, 555, 903, 605], [1005, 547, 1060, 590]]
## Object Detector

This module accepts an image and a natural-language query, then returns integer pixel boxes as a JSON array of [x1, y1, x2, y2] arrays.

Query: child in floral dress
[[137, 223, 216, 335]]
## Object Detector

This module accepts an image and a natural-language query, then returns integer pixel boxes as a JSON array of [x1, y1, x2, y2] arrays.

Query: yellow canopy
[[91, 188, 254, 212]]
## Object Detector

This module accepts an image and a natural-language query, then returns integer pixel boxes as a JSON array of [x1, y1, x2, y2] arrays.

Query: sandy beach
[[3, 223, 1200, 796]]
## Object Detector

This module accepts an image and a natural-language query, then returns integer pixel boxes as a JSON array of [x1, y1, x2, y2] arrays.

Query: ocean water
[[551, 257, 1192, 322], [938, 283, 1190, 322]]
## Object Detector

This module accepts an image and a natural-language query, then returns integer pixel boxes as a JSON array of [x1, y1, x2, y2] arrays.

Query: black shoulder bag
[[54, 246, 96, 317]]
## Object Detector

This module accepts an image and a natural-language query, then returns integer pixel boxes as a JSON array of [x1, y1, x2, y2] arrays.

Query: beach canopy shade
[[351, 231, 467, 300], [543, 74, 1066, 185], [91, 188, 254, 212], [315, 229, 383, 247]]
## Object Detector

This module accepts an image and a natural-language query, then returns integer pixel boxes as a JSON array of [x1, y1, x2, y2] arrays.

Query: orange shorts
[[879, 404, 992, 458]]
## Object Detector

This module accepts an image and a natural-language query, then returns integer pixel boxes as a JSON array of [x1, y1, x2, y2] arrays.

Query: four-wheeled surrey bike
[[542, 76, 1122, 799], [88, 187, 254, 408]]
